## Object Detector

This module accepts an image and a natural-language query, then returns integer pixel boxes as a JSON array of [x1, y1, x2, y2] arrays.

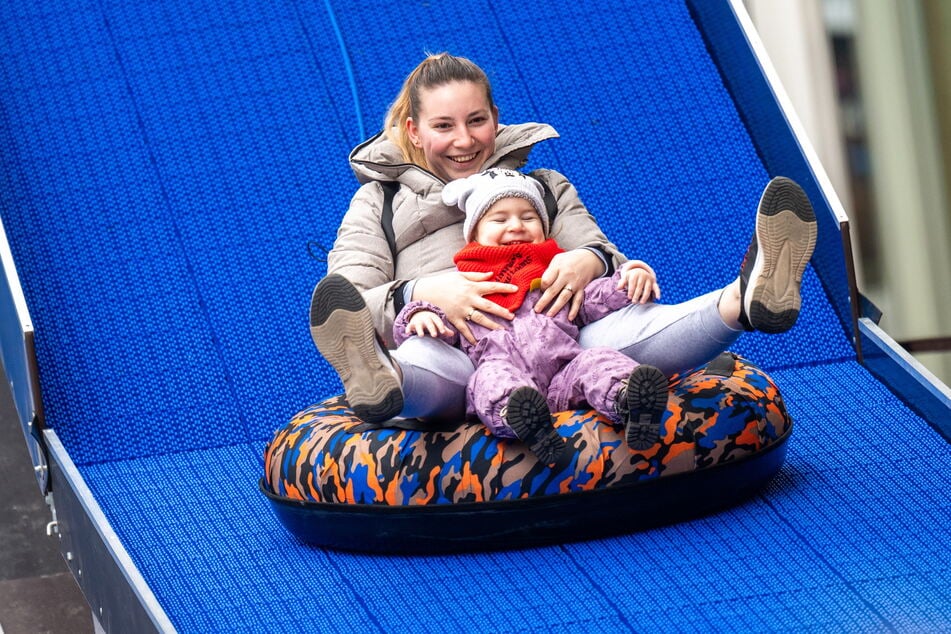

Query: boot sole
[[310, 274, 402, 423], [506, 387, 564, 465], [625, 365, 668, 451], [745, 177, 818, 334]]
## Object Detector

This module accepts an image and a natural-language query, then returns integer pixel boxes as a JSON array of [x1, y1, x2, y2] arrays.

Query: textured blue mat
[[79, 361, 950, 633], [1, 0, 948, 631]]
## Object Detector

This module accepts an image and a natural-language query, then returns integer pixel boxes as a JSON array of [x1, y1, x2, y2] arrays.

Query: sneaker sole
[[625, 365, 668, 451], [506, 387, 564, 465], [745, 177, 818, 334], [310, 274, 403, 423]]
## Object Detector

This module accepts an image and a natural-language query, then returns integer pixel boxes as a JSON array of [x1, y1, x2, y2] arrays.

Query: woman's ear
[[406, 117, 422, 147]]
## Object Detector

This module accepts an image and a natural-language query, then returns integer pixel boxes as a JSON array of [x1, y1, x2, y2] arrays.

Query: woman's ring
[[563, 285, 574, 294], [466, 308, 476, 321]]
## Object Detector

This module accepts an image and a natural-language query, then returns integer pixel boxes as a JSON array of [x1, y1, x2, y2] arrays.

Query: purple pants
[[392, 274, 685, 437], [462, 295, 636, 438], [468, 341, 635, 438]]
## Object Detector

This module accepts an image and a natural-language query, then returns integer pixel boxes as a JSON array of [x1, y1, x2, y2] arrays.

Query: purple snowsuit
[[393, 270, 640, 438]]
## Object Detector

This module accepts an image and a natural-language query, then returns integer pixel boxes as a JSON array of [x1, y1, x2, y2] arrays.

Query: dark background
[[0, 382, 93, 634]]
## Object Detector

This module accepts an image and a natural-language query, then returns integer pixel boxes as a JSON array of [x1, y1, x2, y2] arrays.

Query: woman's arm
[[530, 169, 628, 319], [326, 182, 404, 345]]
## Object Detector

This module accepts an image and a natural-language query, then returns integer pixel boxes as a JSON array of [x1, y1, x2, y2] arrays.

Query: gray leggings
[[391, 289, 742, 420]]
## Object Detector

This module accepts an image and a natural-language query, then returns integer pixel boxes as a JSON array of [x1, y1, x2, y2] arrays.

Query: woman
[[310, 52, 817, 426]]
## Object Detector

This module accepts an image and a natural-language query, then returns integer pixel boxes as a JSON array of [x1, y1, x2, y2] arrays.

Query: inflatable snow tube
[[261, 352, 791, 552]]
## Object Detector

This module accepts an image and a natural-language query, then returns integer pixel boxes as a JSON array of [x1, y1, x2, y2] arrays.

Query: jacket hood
[[348, 122, 560, 191]]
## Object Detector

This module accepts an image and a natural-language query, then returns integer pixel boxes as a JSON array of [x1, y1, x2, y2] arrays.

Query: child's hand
[[617, 260, 661, 304], [406, 310, 455, 339]]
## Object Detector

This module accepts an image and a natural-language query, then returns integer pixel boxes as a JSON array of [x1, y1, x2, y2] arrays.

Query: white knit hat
[[443, 168, 548, 243]]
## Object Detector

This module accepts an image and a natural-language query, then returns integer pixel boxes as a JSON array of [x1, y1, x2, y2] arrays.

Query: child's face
[[474, 197, 545, 246]]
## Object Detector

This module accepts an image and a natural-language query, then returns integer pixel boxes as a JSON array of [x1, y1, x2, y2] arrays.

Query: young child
[[392, 168, 669, 464]]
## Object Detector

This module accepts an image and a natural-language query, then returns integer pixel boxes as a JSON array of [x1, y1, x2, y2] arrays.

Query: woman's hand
[[413, 271, 516, 344], [534, 249, 605, 320], [617, 260, 661, 304]]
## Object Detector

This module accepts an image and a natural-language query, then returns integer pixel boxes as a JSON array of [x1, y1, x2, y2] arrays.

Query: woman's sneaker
[[310, 274, 403, 424], [617, 365, 668, 451], [738, 177, 818, 334], [504, 387, 564, 465]]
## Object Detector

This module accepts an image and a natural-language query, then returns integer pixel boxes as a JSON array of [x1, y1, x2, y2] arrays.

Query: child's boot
[[504, 387, 564, 465], [616, 364, 668, 451]]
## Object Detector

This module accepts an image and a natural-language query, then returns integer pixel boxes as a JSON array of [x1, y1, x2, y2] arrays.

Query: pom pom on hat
[[443, 168, 548, 242]]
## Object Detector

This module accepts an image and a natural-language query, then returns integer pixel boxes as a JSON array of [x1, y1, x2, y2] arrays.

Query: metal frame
[[0, 215, 47, 493], [859, 318, 951, 439], [45, 431, 175, 633]]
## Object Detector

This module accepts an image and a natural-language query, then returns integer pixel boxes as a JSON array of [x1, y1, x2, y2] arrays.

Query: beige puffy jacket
[[327, 122, 624, 346]]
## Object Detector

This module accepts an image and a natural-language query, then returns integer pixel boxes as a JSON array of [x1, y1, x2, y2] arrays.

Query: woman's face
[[406, 81, 498, 182], [474, 197, 545, 247]]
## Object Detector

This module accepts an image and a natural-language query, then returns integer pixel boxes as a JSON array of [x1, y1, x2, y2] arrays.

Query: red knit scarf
[[453, 239, 564, 311]]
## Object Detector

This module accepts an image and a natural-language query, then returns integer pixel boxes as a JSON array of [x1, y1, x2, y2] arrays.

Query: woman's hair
[[385, 52, 496, 169]]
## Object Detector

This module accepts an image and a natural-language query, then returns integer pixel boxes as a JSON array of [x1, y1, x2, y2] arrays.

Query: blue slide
[[1, 1, 948, 631]]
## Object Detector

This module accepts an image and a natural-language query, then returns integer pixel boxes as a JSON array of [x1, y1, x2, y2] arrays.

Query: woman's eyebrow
[[430, 109, 490, 121]]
